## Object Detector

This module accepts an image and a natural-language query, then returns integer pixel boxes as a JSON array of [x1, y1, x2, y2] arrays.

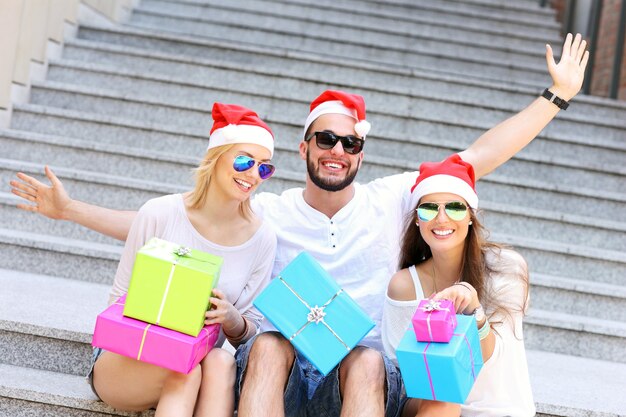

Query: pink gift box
[[92, 295, 220, 374], [412, 299, 457, 343]]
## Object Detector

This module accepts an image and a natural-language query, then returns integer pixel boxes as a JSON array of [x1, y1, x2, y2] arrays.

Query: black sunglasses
[[305, 131, 365, 155]]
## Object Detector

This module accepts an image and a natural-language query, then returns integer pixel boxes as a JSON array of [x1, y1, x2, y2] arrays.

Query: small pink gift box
[[412, 299, 457, 343], [92, 295, 220, 374]]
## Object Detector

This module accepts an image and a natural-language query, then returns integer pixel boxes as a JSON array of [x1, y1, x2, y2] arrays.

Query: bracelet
[[541, 88, 569, 110], [453, 282, 472, 293], [224, 316, 249, 342], [477, 317, 491, 340]]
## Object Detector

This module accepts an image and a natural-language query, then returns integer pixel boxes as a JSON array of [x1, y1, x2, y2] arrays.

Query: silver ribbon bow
[[175, 246, 192, 257], [420, 299, 450, 341], [421, 299, 445, 312], [278, 276, 350, 351]]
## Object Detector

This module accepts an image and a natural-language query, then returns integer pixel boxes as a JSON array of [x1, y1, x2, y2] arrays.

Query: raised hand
[[10, 166, 72, 220], [546, 32, 590, 101]]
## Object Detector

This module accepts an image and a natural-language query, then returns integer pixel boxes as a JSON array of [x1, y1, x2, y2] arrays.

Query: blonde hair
[[188, 144, 253, 220]]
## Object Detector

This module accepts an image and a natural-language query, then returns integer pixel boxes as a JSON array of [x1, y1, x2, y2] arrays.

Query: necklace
[[431, 261, 438, 294]]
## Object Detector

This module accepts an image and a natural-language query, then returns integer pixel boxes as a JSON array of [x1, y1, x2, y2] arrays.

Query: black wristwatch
[[542, 88, 569, 110]]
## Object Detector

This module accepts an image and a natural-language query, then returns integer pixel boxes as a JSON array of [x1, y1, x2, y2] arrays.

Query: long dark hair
[[398, 206, 529, 329]]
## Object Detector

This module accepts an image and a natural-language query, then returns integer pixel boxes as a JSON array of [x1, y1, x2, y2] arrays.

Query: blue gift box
[[396, 314, 483, 404], [253, 252, 375, 375]]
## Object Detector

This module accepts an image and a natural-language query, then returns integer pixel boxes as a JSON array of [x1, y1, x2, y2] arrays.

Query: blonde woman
[[18, 103, 277, 416]]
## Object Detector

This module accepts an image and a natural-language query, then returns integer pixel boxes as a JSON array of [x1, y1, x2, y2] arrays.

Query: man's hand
[[546, 32, 590, 101], [10, 166, 73, 220]]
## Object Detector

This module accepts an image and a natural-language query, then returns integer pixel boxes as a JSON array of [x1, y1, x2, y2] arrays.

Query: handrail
[[610, 1, 626, 98], [583, 0, 603, 95]]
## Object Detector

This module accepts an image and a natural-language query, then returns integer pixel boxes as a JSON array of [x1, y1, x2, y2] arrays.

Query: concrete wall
[[0, 0, 137, 127]]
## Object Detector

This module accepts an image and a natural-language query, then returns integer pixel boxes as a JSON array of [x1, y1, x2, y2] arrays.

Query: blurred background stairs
[[1, 0, 625, 416]]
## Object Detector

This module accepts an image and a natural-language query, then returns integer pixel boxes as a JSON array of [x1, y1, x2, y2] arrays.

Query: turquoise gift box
[[396, 314, 483, 404], [253, 252, 375, 376]]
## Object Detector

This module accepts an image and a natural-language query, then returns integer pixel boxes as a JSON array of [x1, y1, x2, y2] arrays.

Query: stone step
[[138, 0, 560, 54], [492, 233, 626, 286], [2, 202, 624, 287], [1, 269, 625, 416], [0, 270, 108, 376], [72, 25, 626, 122], [3, 353, 624, 417], [1, 268, 624, 376], [1, 192, 121, 246], [3, 129, 626, 253], [0, 363, 151, 416], [524, 308, 626, 363], [0, 158, 300, 214], [168, 0, 560, 41], [41, 56, 626, 153], [127, 8, 553, 86], [22, 83, 626, 195], [363, 0, 555, 21], [54, 41, 626, 137], [531, 273, 626, 322], [526, 349, 626, 417], [7, 106, 626, 226], [165, 0, 561, 34]]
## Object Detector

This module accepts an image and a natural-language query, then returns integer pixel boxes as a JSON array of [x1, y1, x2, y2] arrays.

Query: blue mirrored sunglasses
[[233, 155, 275, 180]]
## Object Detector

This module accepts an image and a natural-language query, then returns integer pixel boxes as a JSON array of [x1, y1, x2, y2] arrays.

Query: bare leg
[[93, 351, 201, 415], [194, 348, 236, 417], [155, 366, 202, 417], [402, 398, 461, 417], [339, 347, 386, 417], [238, 333, 295, 417]]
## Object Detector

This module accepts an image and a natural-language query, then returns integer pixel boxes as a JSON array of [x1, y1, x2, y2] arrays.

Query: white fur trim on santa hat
[[413, 174, 478, 209], [303, 100, 359, 139], [208, 124, 274, 156]]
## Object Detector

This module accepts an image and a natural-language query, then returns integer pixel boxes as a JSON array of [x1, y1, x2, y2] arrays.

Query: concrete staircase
[[1, 0, 625, 415]]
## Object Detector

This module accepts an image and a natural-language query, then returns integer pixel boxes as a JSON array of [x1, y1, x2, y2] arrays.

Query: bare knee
[[341, 347, 385, 384], [201, 348, 236, 384], [164, 364, 202, 390], [415, 400, 461, 417], [249, 333, 295, 368]]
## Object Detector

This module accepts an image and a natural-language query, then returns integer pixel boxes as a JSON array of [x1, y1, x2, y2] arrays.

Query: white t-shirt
[[381, 248, 535, 417], [110, 194, 277, 346], [252, 172, 420, 351]]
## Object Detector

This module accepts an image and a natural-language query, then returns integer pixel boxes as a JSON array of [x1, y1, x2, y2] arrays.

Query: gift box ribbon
[[422, 332, 477, 401], [153, 244, 216, 325], [277, 276, 350, 351], [117, 299, 215, 364], [419, 299, 450, 341]]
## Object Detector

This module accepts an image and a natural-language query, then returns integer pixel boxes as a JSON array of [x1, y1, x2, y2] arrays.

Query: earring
[[468, 221, 473, 225]]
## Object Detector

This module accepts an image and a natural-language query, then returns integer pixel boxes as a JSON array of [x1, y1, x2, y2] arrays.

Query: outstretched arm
[[459, 33, 589, 179], [10, 166, 136, 241]]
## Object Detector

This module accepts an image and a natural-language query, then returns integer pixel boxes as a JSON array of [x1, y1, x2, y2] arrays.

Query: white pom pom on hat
[[303, 90, 371, 140], [208, 103, 274, 157]]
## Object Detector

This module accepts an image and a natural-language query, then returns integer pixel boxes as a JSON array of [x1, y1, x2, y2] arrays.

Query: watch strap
[[542, 88, 570, 110]]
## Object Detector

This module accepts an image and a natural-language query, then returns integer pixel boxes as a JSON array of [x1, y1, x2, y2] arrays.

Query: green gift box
[[124, 238, 223, 337]]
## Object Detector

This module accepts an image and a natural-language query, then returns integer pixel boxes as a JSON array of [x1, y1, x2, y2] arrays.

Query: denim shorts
[[234, 332, 405, 417], [86, 347, 105, 400]]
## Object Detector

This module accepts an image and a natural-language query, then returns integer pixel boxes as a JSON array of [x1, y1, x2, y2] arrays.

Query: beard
[[306, 147, 361, 192]]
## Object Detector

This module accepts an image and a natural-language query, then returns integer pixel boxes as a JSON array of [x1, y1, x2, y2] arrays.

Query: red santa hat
[[411, 154, 478, 208], [303, 90, 371, 139], [208, 103, 274, 157]]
